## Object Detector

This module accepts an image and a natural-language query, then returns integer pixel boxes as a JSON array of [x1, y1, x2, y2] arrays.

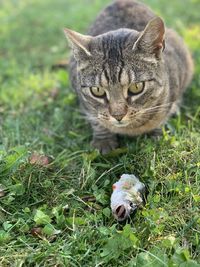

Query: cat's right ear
[[64, 28, 93, 60], [133, 17, 165, 58]]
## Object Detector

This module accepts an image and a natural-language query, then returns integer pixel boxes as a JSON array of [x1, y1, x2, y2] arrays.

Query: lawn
[[0, 0, 200, 266]]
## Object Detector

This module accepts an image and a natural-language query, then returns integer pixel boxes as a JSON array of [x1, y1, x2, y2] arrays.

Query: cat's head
[[64, 17, 166, 129]]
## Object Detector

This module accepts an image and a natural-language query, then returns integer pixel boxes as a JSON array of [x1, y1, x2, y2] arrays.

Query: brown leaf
[[0, 189, 6, 198], [81, 195, 96, 202], [50, 88, 59, 99], [51, 59, 69, 70], [30, 227, 42, 237], [29, 153, 50, 167]]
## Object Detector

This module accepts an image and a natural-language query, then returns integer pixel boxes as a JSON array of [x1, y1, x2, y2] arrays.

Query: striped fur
[[65, 0, 194, 154]]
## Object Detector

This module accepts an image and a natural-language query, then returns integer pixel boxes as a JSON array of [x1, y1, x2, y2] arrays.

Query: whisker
[[141, 102, 173, 112], [140, 111, 167, 117], [128, 109, 170, 121], [143, 109, 169, 114], [135, 105, 172, 117]]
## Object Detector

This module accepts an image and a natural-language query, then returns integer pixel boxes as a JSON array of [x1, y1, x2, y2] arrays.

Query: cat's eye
[[90, 86, 106, 98], [128, 82, 145, 96]]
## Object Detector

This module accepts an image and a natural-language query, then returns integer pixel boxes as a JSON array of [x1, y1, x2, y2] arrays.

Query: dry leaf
[[51, 59, 69, 70], [50, 88, 59, 99], [29, 153, 50, 166], [0, 189, 6, 198], [30, 227, 42, 237]]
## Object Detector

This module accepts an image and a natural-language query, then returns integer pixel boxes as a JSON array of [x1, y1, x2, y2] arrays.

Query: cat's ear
[[133, 17, 165, 58], [64, 28, 93, 60]]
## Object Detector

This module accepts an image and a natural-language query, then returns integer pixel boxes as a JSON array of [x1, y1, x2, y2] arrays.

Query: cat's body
[[65, 0, 193, 154]]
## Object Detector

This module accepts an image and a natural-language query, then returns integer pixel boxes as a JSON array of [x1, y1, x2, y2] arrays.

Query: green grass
[[0, 0, 200, 266]]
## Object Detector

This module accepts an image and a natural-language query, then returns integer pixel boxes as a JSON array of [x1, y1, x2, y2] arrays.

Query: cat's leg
[[91, 122, 118, 154], [148, 128, 163, 140], [170, 102, 180, 118], [149, 102, 180, 140]]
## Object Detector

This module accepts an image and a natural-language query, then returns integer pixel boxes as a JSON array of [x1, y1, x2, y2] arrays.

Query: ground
[[0, 0, 200, 266]]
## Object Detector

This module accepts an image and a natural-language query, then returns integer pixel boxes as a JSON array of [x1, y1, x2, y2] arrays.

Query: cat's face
[[65, 17, 167, 129]]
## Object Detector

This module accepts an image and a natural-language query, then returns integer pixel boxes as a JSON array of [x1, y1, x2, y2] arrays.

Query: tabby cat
[[64, 0, 193, 154]]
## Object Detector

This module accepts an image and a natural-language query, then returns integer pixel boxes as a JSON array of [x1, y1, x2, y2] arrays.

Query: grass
[[0, 0, 200, 266]]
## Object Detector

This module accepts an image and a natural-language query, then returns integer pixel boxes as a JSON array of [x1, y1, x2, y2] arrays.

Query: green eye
[[128, 82, 144, 95], [90, 86, 106, 97]]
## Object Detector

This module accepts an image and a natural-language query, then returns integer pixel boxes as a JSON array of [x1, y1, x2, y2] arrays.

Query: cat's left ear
[[64, 28, 93, 60], [133, 17, 165, 58]]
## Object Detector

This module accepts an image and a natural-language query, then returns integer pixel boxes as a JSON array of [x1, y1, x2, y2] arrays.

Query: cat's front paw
[[91, 138, 119, 155], [148, 128, 163, 141]]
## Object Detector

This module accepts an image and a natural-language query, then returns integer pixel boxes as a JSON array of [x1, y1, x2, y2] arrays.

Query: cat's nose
[[113, 114, 125, 122], [109, 104, 128, 122]]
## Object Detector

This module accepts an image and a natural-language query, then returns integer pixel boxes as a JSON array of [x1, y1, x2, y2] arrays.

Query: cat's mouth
[[111, 120, 130, 127]]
